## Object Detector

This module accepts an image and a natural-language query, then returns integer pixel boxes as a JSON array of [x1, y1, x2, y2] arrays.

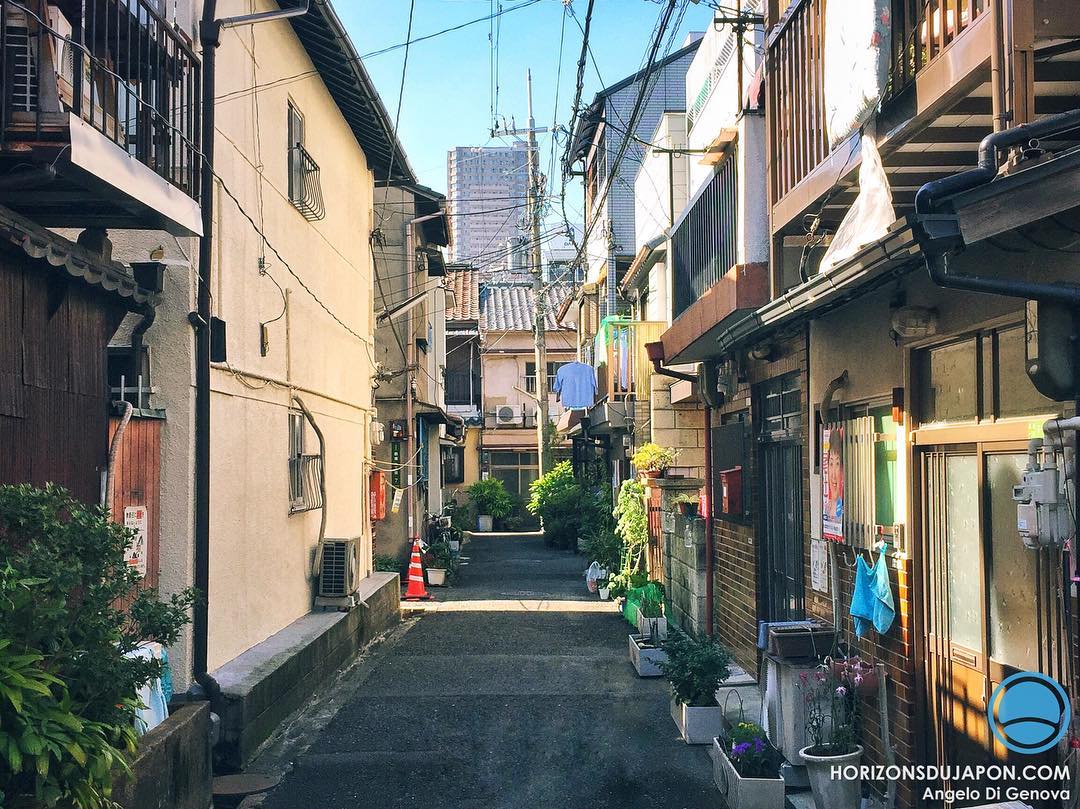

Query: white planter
[[426, 568, 447, 586], [628, 634, 666, 677], [670, 699, 721, 745], [636, 608, 667, 640], [477, 515, 493, 532], [598, 587, 610, 600], [799, 745, 863, 809], [712, 738, 785, 809]]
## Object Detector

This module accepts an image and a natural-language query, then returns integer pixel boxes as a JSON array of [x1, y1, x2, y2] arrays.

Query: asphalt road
[[260, 532, 717, 809]]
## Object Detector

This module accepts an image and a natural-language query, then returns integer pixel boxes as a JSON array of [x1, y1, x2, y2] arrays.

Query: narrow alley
[[260, 534, 716, 809]]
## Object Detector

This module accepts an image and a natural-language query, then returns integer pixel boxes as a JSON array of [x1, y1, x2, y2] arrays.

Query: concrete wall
[[653, 479, 708, 636], [201, 2, 377, 670], [115, 703, 212, 809], [634, 113, 689, 250]]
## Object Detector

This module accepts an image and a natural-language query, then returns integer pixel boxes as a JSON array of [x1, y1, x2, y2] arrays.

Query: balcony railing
[[672, 152, 738, 319], [0, 0, 201, 200], [288, 142, 325, 221], [767, 0, 985, 210], [594, 318, 666, 402]]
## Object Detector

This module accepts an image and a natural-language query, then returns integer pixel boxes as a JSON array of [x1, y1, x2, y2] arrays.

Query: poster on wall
[[810, 539, 829, 594], [123, 506, 148, 577], [822, 427, 844, 542]]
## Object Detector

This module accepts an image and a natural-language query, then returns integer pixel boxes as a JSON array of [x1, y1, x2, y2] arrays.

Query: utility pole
[[494, 69, 549, 475]]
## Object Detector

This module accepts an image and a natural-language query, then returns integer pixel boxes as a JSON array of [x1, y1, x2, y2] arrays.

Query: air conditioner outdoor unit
[[316, 537, 360, 601], [495, 405, 517, 425]]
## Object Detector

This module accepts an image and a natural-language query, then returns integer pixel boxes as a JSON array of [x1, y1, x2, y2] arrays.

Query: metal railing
[[288, 142, 325, 221], [445, 371, 477, 407], [289, 453, 324, 513], [672, 152, 738, 319], [0, 0, 201, 199], [767, 0, 985, 209]]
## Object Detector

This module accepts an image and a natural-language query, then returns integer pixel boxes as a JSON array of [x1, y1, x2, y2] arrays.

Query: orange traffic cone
[[402, 539, 433, 601]]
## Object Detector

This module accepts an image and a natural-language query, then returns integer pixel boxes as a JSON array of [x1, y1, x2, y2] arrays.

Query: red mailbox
[[369, 470, 387, 521], [719, 466, 742, 515]]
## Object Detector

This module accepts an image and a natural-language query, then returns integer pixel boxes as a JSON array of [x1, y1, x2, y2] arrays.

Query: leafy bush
[[579, 526, 623, 572], [527, 462, 609, 550], [466, 478, 513, 519], [630, 442, 677, 474], [373, 554, 404, 574], [0, 484, 195, 808], [660, 628, 732, 707], [606, 478, 650, 593]]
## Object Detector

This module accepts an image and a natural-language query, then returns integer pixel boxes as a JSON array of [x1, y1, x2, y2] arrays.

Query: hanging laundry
[[849, 552, 895, 637], [553, 361, 597, 409]]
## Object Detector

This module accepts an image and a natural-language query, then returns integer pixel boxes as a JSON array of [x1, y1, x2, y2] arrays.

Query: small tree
[[660, 629, 733, 706], [0, 484, 195, 809], [609, 479, 649, 595], [466, 478, 513, 519], [527, 462, 609, 550]]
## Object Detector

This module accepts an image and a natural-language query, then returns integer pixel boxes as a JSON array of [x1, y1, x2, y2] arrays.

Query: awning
[[556, 408, 585, 435]]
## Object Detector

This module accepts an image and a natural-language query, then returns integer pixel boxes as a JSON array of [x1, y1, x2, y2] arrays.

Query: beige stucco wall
[[203, 4, 377, 669]]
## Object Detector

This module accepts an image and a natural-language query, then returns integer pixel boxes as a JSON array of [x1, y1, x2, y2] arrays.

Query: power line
[[376, 0, 416, 228]]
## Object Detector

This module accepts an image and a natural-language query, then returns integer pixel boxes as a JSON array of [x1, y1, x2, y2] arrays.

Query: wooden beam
[[909, 126, 990, 143]]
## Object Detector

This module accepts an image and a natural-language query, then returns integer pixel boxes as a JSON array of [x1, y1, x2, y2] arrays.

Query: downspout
[[192, 0, 311, 694], [192, 0, 219, 694], [915, 108, 1080, 306], [703, 404, 714, 636]]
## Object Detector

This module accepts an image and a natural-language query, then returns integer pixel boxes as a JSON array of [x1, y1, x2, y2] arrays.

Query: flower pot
[[712, 738, 785, 809], [426, 568, 447, 586], [598, 586, 610, 600], [671, 699, 721, 745], [636, 608, 667, 640], [629, 634, 666, 677], [642, 469, 663, 479], [477, 514, 493, 532], [799, 745, 863, 809], [676, 501, 699, 517]]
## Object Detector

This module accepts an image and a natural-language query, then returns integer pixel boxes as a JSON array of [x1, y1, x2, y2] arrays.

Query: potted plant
[[467, 478, 512, 532], [660, 629, 732, 744], [628, 632, 666, 677], [426, 541, 454, 586], [798, 667, 863, 809], [829, 654, 880, 697], [713, 722, 785, 809], [636, 589, 667, 639], [671, 492, 700, 518], [597, 572, 611, 600], [630, 442, 677, 478]]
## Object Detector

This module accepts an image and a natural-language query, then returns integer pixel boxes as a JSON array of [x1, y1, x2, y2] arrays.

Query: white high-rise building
[[447, 143, 529, 270]]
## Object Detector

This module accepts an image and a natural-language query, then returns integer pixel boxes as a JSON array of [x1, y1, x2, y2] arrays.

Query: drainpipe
[[914, 108, 1080, 306], [703, 404, 714, 637], [192, 0, 312, 694]]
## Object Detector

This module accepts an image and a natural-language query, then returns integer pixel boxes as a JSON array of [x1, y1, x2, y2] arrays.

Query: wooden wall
[[107, 416, 162, 589], [0, 250, 126, 504]]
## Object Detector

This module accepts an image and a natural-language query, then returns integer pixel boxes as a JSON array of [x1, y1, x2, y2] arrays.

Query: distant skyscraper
[[447, 143, 529, 271]]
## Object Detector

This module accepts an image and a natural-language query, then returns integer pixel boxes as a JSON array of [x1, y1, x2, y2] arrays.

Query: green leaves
[[0, 483, 194, 808], [659, 629, 733, 707]]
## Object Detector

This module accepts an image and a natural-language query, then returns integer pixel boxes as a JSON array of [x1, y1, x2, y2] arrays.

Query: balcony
[[594, 318, 666, 402], [765, 0, 1080, 251], [0, 0, 201, 234]]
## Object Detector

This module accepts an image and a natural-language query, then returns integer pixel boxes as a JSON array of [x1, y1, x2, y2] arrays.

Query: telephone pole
[[495, 69, 549, 475]]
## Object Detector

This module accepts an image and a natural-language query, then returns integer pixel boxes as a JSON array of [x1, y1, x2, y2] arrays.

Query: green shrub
[[466, 478, 513, 519], [527, 462, 609, 550], [579, 526, 623, 571], [660, 629, 732, 707], [0, 484, 195, 808], [373, 554, 403, 574], [607, 479, 650, 593]]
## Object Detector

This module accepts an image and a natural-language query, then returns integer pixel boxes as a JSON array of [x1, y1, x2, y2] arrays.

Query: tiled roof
[[480, 282, 573, 332], [446, 265, 479, 322]]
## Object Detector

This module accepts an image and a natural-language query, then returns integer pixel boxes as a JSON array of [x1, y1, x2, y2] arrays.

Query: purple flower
[[754, 738, 766, 753], [836, 685, 848, 697], [853, 674, 864, 686], [731, 742, 752, 757]]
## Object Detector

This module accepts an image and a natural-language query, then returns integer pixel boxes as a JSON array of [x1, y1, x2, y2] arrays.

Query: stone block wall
[[651, 478, 707, 636], [649, 376, 706, 478]]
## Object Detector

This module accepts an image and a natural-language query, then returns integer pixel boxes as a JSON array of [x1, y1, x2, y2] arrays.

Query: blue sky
[[340, 0, 714, 223]]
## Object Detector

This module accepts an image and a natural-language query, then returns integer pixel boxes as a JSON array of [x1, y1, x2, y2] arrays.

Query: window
[[759, 372, 802, 436], [287, 101, 325, 221], [442, 446, 465, 484], [288, 411, 305, 508], [486, 451, 539, 498], [916, 324, 1056, 425], [525, 362, 566, 394]]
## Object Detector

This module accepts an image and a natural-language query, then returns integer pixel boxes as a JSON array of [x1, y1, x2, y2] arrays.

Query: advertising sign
[[822, 427, 844, 542]]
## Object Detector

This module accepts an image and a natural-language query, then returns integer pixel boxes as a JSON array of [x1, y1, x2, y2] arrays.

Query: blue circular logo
[[987, 672, 1071, 754]]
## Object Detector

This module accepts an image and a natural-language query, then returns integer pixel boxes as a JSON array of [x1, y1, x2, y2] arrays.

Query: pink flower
[[836, 685, 848, 697], [799, 672, 809, 684], [853, 674, 864, 686], [880, 9, 891, 25], [870, 31, 883, 47]]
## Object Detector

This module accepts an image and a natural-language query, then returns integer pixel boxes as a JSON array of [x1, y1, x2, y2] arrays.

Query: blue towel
[[850, 553, 895, 637]]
